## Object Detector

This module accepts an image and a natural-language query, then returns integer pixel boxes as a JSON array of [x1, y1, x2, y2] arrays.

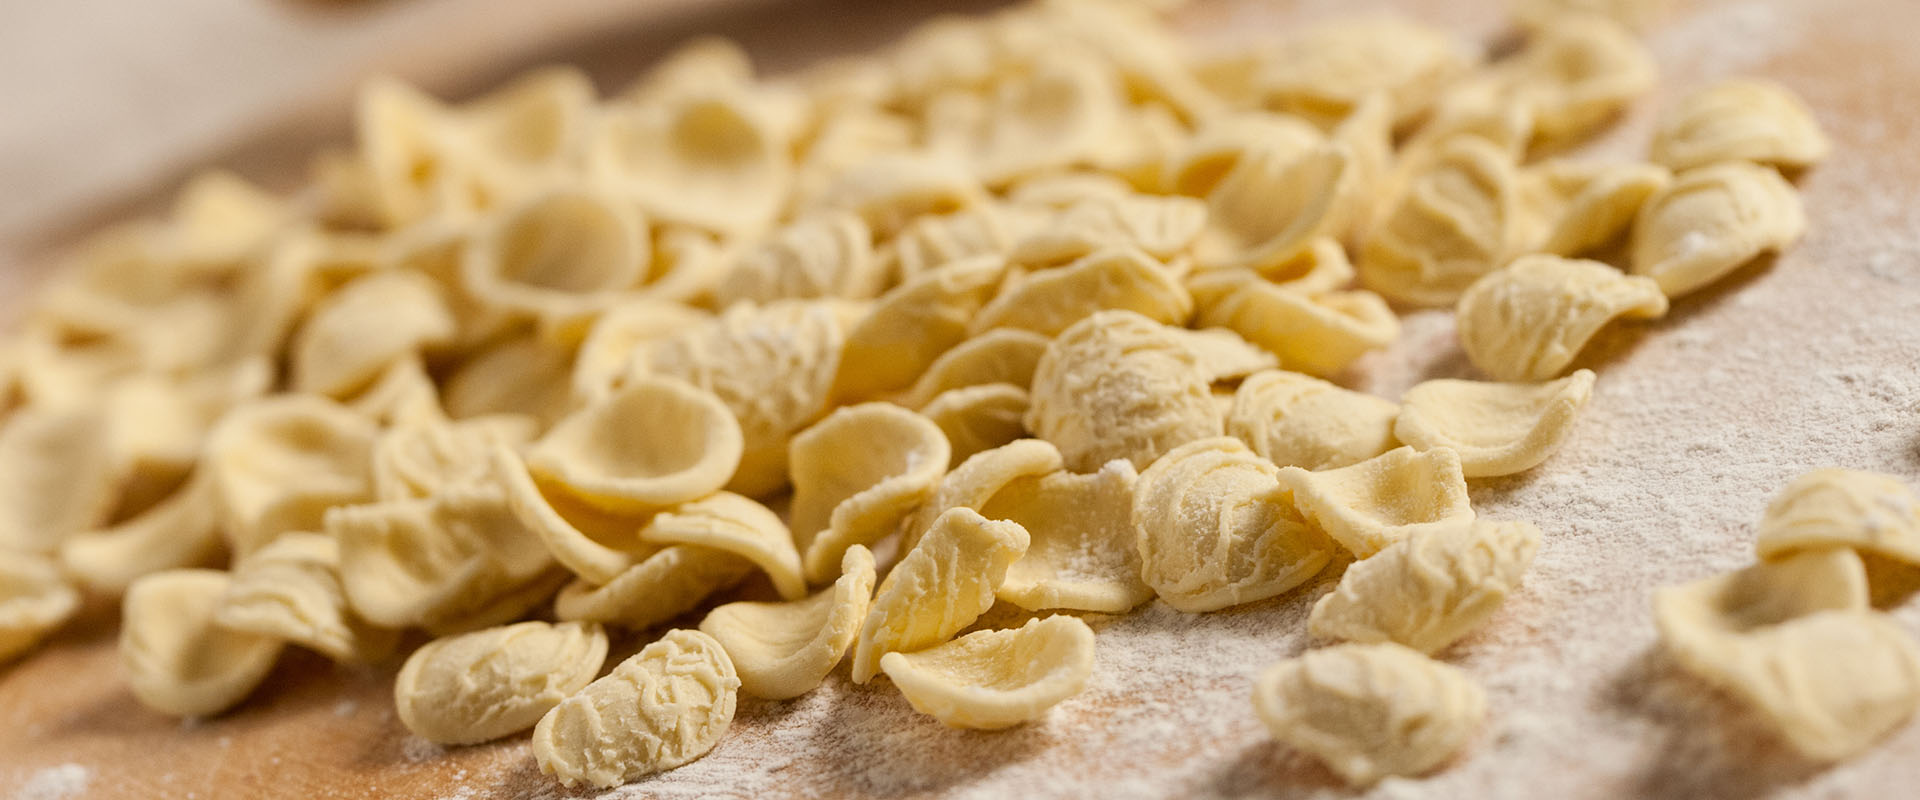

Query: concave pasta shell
[[0, 553, 80, 663], [532, 629, 740, 788], [905, 329, 1049, 409], [461, 186, 650, 320], [291, 270, 456, 398], [1278, 446, 1475, 558], [1456, 254, 1667, 382], [989, 459, 1152, 613], [1193, 277, 1399, 378], [329, 489, 554, 629], [699, 545, 877, 699], [879, 614, 1096, 730], [527, 377, 743, 513], [921, 384, 1032, 469], [1628, 161, 1805, 298], [1253, 642, 1486, 786], [590, 91, 790, 237], [492, 442, 656, 586], [553, 545, 753, 629], [215, 532, 396, 663], [1226, 370, 1399, 470], [639, 491, 804, 601], [1650, 78, 1831, 172], [1392, 369, 1595, 477], [394, 620, 608, 745], [1309, 519, 1541, 654], [1754, 469, 1920, 564], [789, 404, 949, 585], [1025, 310, 1221, 472], [121, 569, 284, 717], [832, 255, 1009, 404], [204, 396, 377, 557], [970, 247, 1194, 337], [851, 507, 1029, 684]]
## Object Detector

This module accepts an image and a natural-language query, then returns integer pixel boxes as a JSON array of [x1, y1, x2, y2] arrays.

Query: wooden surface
[[6, 0, 1920, 798]]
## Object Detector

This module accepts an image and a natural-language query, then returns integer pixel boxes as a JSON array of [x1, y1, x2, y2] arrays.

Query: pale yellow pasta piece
[[1657, 547, 1869, 646], [461, 187, 649, 321], [975, 50, 1125, 184], [61, 469, 224, 595], [1254, 642, 1487, 786], [1393, 370, 1596, 478], [1135, 437, 1332, 612], [1226, 370, 1399, 471], [971, 247, 1193, 337], [102, 359, 273, 495], [1629, 161, 1806, 298], [1170, 327, 1280, 384], [443, 334, 576, 429], [1026, 310, 1221, 472], [1650, 79, 1831, 172], [1196, 143, 1350, 275], [713, 212, 885, 307], [167, 170, 289, 271], [787, 109, 916, 217], [571, 301, 713, 407], [1192, 278, 1400, 378], [0, 405, 120, 554], [989, 460, 1152, 613], [699, 545, 877, 699], [354, 77, 479, 227], [637, 300, 849, 496], [623, 36, 754, 103], [1310, 519, 1542, 653], [1359, 138, 1519, 308], [1257, 17, 1475, 128], [1327, 93, 1396, 245], [329, 489, 554, 629], [553, 545, 752, 629], [904, 438, 1063, 554], [1514, 160, 1670, 257], [205, 396, 377, 556], [1008, 194, 1206, 269], [1280, 446, 1475, 558], [214, 532, 395, 662], [890, 205, 1031, 280], [373, 413, 536, 502], [590, 90, 790, 237], [1457, 254, 1668, 382], [423, 567, 574, 639], [495, 443, 656, 585], [905, 329, 1050, 409], [639, 491, 803, 600], [1501, 17, 1657, 144], [527, 377, 742, 513], [789, 404, 949, 586], [1188, 237, 1356, 297], [816, 154, 988, 238], [852, 507, 1029, 684], [1754, 469, 1920, 564], [1163, 112, 1322, 200], [0, 553, 79, 663], [121, 569, 285, 717], [395, 621, 609, 745], [881, 614, 1096, 730], [832, 256, 1008, 404], [290, 271, 456, 398], [533, 629, 740, 788], [922, 384, 1032, 469]]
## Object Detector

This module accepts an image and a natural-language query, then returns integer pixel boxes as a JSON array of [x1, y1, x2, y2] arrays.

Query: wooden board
[[7, 0, 1920, 798]]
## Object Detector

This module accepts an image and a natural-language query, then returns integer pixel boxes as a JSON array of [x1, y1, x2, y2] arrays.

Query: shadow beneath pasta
[[1863, 552, 1920, 610], [1208, 737, 1350, 798], [1566, 253, 1781, 377], [1604, 645, 1829, 800], [796, 676, 1064, 796]]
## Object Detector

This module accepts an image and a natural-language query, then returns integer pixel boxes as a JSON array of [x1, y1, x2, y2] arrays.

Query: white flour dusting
[[11, 764, 90, 800]]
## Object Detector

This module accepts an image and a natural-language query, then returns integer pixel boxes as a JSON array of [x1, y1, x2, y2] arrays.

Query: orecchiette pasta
[[816, 154, 987, 238], [395, 621, 609, 745], [1629, 161, 1806, 298], [290, 271, 455, 398], [460, 187, 650, 321], [904, 328, 1049, 409], [215, 532, 396, 663], [699, 545, 877, 700], [205, 396, 378, 556], [533, 628, 740, 788], [638, 492, 804, 601], [60, 469, 224, 595], [527, 377, 743, 512], [1393, 369, 1596, 478], [1189, 236, 1355, 296], [1227, 370, 1400, 471], [0, 553, 79, 663], [553, 545, 752, 630], [903, 438, 1064, 554], [1456, 254, 1668, 382], [1359, 138, 1519, 308], [974, 50, 1124, 184], [921, 384, 1032, 468], [832, 256, 1008, 404], [0, 405, 120, 554], [373, 413, 535, 502], [852, 507, 1029, 683], [590, 90, 791, 237], [495, 443, 657, 585], [570, 301, 713, 407], [1650, 79, 1831, 172], [1008, 194, 1206, 269], [1310, 519, 1541, 653], [1026, 310, 1221, 472], [1253, 642, 1487, 786], [1192, 278, 1400, 378], [1280, 446, 1475, 559], [1256, 17, 1474, 128], [443, 334, 576, 428], [1754, 469, 1920, 564], [1195, 143, 1349, 275], [789, 404, 949, 586], [971, 247, 1193, 337], [880, 614, 1096, 729], [1171, 327, 1280, 384], [1514, 160, 1670, 257], [121, 569, 285, 717], [987, 460, 1152, 613], [1502, 17, 1657, 145], [713, 211, 885, 307], [329, 489, 553, 630]]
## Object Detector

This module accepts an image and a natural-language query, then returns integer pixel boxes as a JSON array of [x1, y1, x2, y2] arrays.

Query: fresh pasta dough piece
[[851, 507, 1029, 684], [354, 76, 478, 226], [1172, 328, 1281, 384], [1227, 370, 1400, 471], [1457, 254, 1668, 382], [423, 567, 573, 639], [1026, 310, 1221, 472], [905, 329, 1049, 409], [554, 545, 753, 629], [700, 544, 877, 699], [330, 489, 554, 629], [394, 621, 609, 745], [373, 413, 535, 502], [1008, 194, 1206, 269], [533, 628, 740, 788], [571, 302, 713, 408], [1188, 236, 1356, 297], [816, 154, 987, 238], [1196, 143, 1349, 275], [989, 460, 1152, 613], [0, 405, 120, 554], [1253, 642, 1487, 786], [347, 354, 443, 429], [1311, 520, 1541, 653], [61, 469, 224, 595], [590, 90, 790, 237], [891, 205, 1029, 279], [639, 492, 804, 600], [1650, 79, 1831, 172], [1629, 161, 1806, 298], [459, 65, 595, 175], [204, 396, 377, 556], [713, 211, 885, 307], [1656, 547, 1869, 645], [1280, 446, 1475, 559], [290, 271, 455, 398], [215, 532, 395, 662], [1256, 17, 1474, 128], [832, 255, 1008, 404], [461, 187, 650, 321], [974, 50, 1124, 184], [527, 377, 742, 513], [922, 384, 1031, 468], [1393, 370, 1596, 478], [1514, 160, 1670, 257], [0, 553, 79, 663], [495, 443, 657, 585], [121, 569, 285, 717], [1162, 112, 1323, 200], [443, 334, 576, 429], [1192, 278, 1400, 378], [1501, 17, 1656, 144], [904, 438, 1063, 555], [971, 247, 1193, 337], [1359, 138, 1519, 308], [167, 170, 288, 270], [880, 614, 1096, 730], [1754, 469, 1920, 564], [789, 404, 949, 586], [1135, 437, 1332, 612]]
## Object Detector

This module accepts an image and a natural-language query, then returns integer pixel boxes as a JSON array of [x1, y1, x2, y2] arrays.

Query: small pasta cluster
[[0, 0, 1831, 791]]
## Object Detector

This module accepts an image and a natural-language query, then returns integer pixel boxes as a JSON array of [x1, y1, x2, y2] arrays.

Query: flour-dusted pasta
[[1500, 17, 1657, 145], [712, 211, 886, 307], [1393, 370, 1596, 478], [881, 614, 1096, 729], [554, 545, 752, 630], [60, 469, 224, 595], [1008, 193, 1206, 269], [904, 438, 1063, 554], [443, 333, 576, 428], [1189, 237, 1356, 296], [121, 569, 286, 717], [1253, 642, 1487, 786], [890, 204, 1033, 279], [1515, 160, 1670, 257], [905, 328, 1049, 409], [971, 247, 1194, 337], [1195, 143, 1349, 275], [330, 488, 554, 630], [1256, 17, 1475, 128], [1656, 546, 1869, 646], [495, 443, 657, 585], [205, 396, 378, 556], [395, 621, 609, 745], [1192, 278, 1400, 377], [1754, 469, 1920, 563], [570, 302, 713, 407], [1171, 328, 1280, 384], [1310, 519, 1541, 653], [460, 187, 650, 321], [700, 545, 876, 699], [215, 532, 396, 663], [987, 460, 1152, 613], [1281, 446, 1475, 559], [1650, 79, 1831, 172], [1630, 161, 1806, 298], [290, 271, 455, 398], [815, 154, 988, 238], [1227, 370, 1400, 470], [974, 50, 1125, 184], [1163, 112, 1323, 199], [789, 404, 949, 586], [638, 492, 804, 600], [1456, 254, 1668, 382], [533, 628, 740, 788], [1359, 138, 1519, 307], [590, 89, 791, 238], [1135, 437, 1332, 612], [832, 255, 1008, 404], [527, 377, 742, 512], [922, 384, 1032, 468], [0, 405, 121, 554], [373, 413, 535, 502], [0, 553, 79, 663], [1026, 310, 1221, 472], [852, 507, 1029, 683]]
